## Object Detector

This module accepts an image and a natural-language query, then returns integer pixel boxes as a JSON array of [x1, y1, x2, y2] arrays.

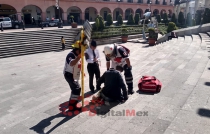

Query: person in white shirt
[[85, 40, 101, 93]]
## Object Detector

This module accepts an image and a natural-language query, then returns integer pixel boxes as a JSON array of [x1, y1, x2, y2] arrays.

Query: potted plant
[[148, 28, 158, 46], [70, 16, 77, 28], [121, 28, 128, 43]]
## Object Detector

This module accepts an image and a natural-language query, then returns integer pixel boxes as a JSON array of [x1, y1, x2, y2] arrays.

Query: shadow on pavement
[[197, 108, 210, 118], [30, 91, 118, 134], [204, 82, 210, 86], [136, 90, 155, 95]]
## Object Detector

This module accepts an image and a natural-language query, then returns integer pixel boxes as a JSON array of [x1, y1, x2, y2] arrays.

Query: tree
[[127, 13, 135, 25], [96, 15, 105, 30], [186, 13, 192, 26], [162, 12, 168, 24], [195, 11, 202, 25], [167, 22, 178, 33], [134, 13, 140, 25], [178, 11, 185, 25], [95, 18, 99, 30], [171, 13, 176, 23], [156, 15, 161, 23], [106, 13, 113, 26], [202, 8, 210, 24], [117, 14, 123, 25]]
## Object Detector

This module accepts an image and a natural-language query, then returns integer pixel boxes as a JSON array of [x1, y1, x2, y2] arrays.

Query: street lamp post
[[56, 0, 62, 28]]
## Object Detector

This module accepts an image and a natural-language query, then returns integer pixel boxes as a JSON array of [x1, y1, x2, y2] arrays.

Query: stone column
[[17, 12, 22, 21], [205, 0, 209, 8], [62, 12, 67, 24], [81, 12, 85, 23], [194, 0, 199, 17], [185, 1, 190, 18], [42, 12, 46, 21]]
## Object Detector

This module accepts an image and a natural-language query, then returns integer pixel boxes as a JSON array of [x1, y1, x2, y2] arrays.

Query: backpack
[[138, 76, 162, 93], [114, 43, 130, 56]]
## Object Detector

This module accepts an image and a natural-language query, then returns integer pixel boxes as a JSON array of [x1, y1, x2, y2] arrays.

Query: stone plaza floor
[[0, 38, 210, 134]]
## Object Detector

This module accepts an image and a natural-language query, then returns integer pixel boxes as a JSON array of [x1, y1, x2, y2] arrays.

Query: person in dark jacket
[[96, 66, 128, 102]]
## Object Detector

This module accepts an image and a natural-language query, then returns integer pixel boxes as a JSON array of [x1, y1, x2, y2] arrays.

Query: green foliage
[[96, 15, 105, 31], [186, 13, 192, 26], [156, 15, 161, 23], [202, 8, 210, 24], [195, 11, 201, 25], [121, 28, 128, 36], [127, 14, 135, 25], [134, 13, 140, 25], [162, 13, 168, 24], [106, 13, 113, 26], [95, 18, 99, 31], [192, 19, 196, 26], [148, 28, 158, 39], [117, 14, 123, 26], [171, 13, 176, 23], [167, 22, 178, 33], [178, 11, 185, 25]]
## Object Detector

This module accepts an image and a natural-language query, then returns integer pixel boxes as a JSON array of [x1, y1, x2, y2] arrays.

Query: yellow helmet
[[72, 41, 81, 49]]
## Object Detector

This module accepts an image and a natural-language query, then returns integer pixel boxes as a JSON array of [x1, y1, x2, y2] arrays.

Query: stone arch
[[125, 8, 134, 20], [100, 7, 111, 21], [113, 8, 123, 21], [84, 7, 97, 21], [135, 9, 143, 18], [0, 4, 17, 19], [153, 9, 159, 16], [67, 6, 82, 23], [22, 5, 42, 24], [46, 5, 64, 20]]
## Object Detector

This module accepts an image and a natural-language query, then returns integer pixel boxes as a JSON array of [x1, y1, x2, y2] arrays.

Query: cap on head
[[104, 44, 114, 55]]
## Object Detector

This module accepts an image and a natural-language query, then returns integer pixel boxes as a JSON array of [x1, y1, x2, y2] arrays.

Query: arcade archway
[[84, 7, 97, 21], [46, 6, 64, 20], [22, 5, 42, 24], [67, 6, 82, 23], [100, 7, 111, 21], [113, 8, 123, 21], [125, 8, 134, 20], [0, 4, 17, 19]]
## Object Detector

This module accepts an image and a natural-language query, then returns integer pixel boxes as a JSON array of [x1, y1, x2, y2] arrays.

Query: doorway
[[116, 11, 119, 20], [104, 11, 107, 21], [85, 13, 89, 21], [24, 14, 31, 24], [69, 13, 80, 23]]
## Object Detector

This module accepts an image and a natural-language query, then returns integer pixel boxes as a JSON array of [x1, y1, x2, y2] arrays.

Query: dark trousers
[[87, 63, 100, 90], [123, 64, 133, 91], [64, 72, 81, 105], [62, 43, 65, 50]]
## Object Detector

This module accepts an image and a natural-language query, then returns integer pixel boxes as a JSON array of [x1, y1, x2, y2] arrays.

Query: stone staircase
[[0, 28, 80, 59]]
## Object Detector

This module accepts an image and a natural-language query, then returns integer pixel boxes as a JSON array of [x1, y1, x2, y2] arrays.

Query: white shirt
[[85, 47, 100, 63], [106, 46, 129, 69]]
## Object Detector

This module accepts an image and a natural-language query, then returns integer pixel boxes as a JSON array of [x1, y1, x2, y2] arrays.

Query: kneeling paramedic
[[96, 66, 128, 103], [103, 44, 134, 95], [63, 44, 82, 111]]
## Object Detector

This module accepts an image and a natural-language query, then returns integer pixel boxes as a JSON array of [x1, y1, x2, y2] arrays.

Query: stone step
[[0, 28, 80, 58]]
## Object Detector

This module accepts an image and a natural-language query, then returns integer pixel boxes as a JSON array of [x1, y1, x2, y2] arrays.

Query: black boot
[[128, 89, 134, 95]]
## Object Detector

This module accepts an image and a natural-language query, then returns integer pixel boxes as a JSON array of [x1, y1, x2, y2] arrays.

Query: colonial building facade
[[0, 0, 174, 24]]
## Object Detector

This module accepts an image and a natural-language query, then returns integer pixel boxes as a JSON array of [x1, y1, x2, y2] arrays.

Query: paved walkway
[[0, 37, 210, 134]]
